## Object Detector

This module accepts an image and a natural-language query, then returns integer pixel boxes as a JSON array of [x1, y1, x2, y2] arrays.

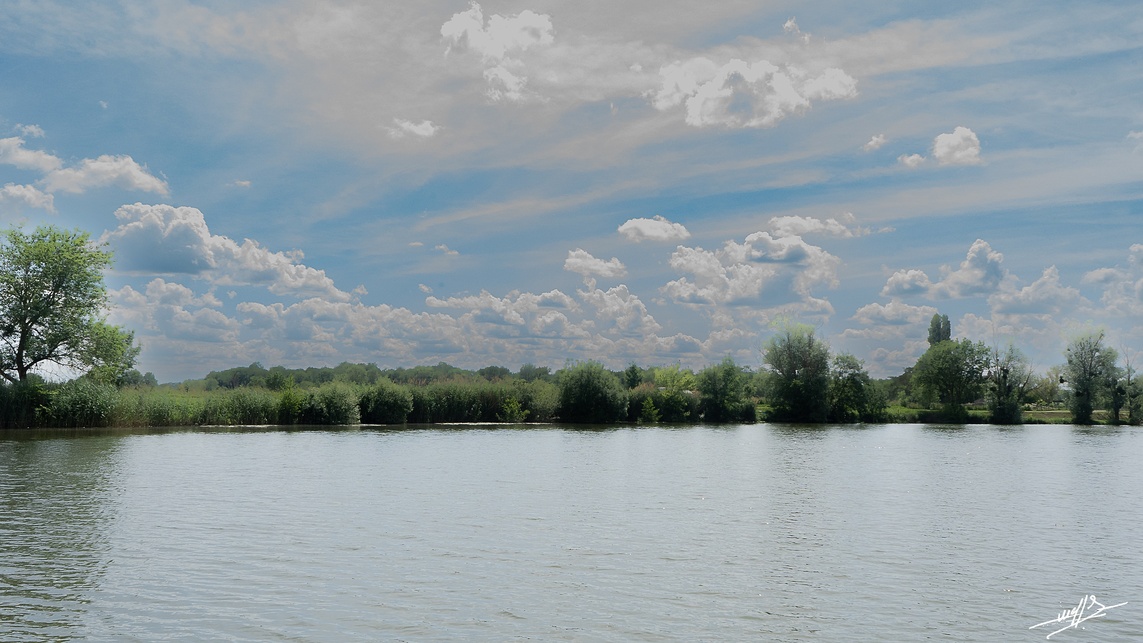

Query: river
[[1, 423, 1140, 641]]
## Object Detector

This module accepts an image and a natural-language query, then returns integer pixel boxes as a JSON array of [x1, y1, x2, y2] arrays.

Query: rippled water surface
[[2, 424, 1141, 641]]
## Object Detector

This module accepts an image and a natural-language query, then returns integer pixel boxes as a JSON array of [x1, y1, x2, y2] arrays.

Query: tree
[[556, 361, 627, 423], [912, 338, 990, 422], [763, 323, 830, 422], [1064, 331, 1117, 425], [986, 344, 1032, 424], [928, 313, 951, 347], [828, 353, 886, 423], [0, 226, 137, 384], [696, 356, 755, 422]]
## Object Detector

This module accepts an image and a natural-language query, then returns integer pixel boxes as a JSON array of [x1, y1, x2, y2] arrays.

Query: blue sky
[[1, 1, 1141, 382]]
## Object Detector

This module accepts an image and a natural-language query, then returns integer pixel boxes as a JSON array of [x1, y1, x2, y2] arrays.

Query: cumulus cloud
[[897, 153, 925, 168], [103, 203, 352, 301], [653, 56, 857, 128], [863, 134, 886, 151], [441, 2, 554, 102], [851, 300, 938, 326], [16, 124, 45, 138], [617, 215, 690, 242], [988, 265, 1082, 315], [0, 183, 54, 212], [388, 118, 439, 138], [768, 213, 869, 238], [564, 248, 627, 278], [1082, 244, 1143, 317], [0, 137, 62, 173], [881, 239, 1008, 299], [932, 126, 981, 165], [662, 228, 839, 307], [42, 155, 169, 194]]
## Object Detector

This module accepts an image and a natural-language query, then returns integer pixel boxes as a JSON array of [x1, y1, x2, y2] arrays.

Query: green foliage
[[912, 339, 990, 422], [638, 396, 661, 424], [763, 323, 830, 422], [358, 379, 414, 424], [299, 383, 360, 425], [927, 313, 951, 347], [0, 378, 50, 429], [556, 361, 628, 424], [623, 363, 645, 389], [0, 225, 138, 383], [47, 379, 120, 427], [697, 357, 756, 423], [828, 353, 886, 423], [497, 397, 530, 423], [478, 365, 511, 381], [276, 387, 306, 425], [199, 388, 279, 425], [986, 344, 1031, 424], [1064, 331, 1118, 425], [517, 363, 552, 382]]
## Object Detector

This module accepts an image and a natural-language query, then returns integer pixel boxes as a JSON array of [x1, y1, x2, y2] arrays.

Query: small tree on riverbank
[[763, 323, 830, 422]]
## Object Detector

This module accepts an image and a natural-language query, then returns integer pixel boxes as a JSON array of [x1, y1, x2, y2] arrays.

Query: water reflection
[[0, 435, 122, 641]]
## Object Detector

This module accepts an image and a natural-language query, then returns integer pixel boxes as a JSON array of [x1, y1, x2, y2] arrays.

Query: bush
[[697, 357, 756, 423], [0, 379, 51, 429], [199, 388, 279, 425], [358, 379, 413, 424], [48, 379, 120, 427], [557, 362, 627, 424], [299, 383, 360, 425]]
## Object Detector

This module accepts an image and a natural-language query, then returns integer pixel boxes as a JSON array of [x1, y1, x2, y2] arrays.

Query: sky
[[1, 1, 1141, 382]]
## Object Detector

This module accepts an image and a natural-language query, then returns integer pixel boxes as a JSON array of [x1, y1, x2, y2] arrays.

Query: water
[[1, 424, 1140, 641]]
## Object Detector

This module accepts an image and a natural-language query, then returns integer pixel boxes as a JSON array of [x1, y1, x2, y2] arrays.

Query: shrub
[[47, 379, 120, 428], [300, 383, 360, 425], [557, 361, 627, 424], [358, 379, 413, 424], [0, 378, 51, 429]]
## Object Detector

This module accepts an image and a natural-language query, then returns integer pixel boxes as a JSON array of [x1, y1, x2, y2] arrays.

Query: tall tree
[[912, 338, 990, 422], [1064, 331, 1117, 425], [696, 356, 755, 422], [0, 226, 137, 383], [763, 323, 830, 422], [828, 353, 886, 423], [927, 313, 951, 346]]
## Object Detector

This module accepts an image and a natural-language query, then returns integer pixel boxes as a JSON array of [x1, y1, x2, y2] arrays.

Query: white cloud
[[882, 239, 1008, 299], [662, 228, 839, 307], [441, 2, 554, 102], [388, 118, 440, 139], [231, 179, 252, 188], [897, 153, 925, 168], [16, 124, 45, 138], [103, 203, 352, 302], [1082, 244, 1143, 317], [988, 265, 1082, 315], [863, 134, 886, 151], [880, 268, 933, 297], [768, 213, 869, 238], [851, 300, 938, 326], [932, 126, 982, 166], [930, 239, 1007, 298], [0, 137, 62, 173], [617, 215, 690, 242], [42, 154, 168, 194], [435, 244, 459, 256], [564, 248, 627, 278], [654, 56, 857, 128], [0, 183, 54, 212]]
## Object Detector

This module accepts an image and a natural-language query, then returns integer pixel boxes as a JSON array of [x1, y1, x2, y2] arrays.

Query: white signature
[[1029, 595, 1127, 639]]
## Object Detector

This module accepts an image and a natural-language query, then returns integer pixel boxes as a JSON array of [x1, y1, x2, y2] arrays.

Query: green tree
[[986, 344, 1032, 424], [828, 353, 886, 423], [763, 323, 830, 422], [697, 356, 755, 422], [556, 361, 627, 423], [1064, 331, 1117, 425], [912, 338, 990, 422], [0, 226, 137, 384], [927, 313, 951, 347]]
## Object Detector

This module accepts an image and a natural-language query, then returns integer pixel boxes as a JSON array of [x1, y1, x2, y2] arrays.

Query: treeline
[[0, 359, 758, 430]]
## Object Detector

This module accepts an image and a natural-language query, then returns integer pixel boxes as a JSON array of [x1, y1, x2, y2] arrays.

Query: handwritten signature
[[1029, 595, 1127, 639]]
